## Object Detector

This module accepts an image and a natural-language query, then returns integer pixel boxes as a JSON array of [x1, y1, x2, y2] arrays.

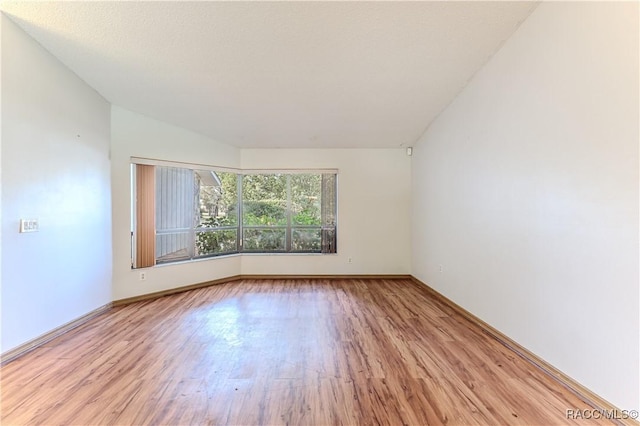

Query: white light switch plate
[[20, 219, 39, 233]]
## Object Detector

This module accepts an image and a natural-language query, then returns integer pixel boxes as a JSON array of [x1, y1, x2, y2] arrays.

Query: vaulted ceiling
[[1, 1, 537, 148]]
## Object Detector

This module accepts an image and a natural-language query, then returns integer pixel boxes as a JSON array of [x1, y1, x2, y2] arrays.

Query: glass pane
[[243, 228, 286, 251], [156, 231, 191, 263], [242, 174, 287, 226], [156, 167, 195, 231], [196, 170, 238, 227], [155, 166, 195, 262], [292, 228, 321, 252], [291, 174, 321, 225], [195, 229, 237, 256]]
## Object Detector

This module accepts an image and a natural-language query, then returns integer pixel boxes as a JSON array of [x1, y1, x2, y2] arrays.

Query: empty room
[[1, 1, 638, 425]]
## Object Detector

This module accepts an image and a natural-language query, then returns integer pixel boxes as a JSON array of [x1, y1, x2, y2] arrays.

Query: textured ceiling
[[1, 1, 537, 149]]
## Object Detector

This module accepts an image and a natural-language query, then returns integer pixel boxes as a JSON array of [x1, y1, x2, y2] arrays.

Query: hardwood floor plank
[[1, 278, 614, 425]]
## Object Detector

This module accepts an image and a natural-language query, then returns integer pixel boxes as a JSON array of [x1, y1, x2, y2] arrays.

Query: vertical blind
[[321, 173, 337, 254], [135, 164, 156, 268]]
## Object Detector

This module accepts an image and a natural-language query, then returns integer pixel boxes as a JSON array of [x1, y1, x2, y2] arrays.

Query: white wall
[[241, 149, 411, 275], [111, 106, 241, 300], [111, 112, 412, 301], [412, 2, 639, 410], [1, 15, 112, 351]]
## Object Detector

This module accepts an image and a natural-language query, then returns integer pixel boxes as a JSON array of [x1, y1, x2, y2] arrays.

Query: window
[[242, 174, 288, 251], [239, 173, 337, 253], [194, 170, 238, 258], [132, 162, 337, 268]]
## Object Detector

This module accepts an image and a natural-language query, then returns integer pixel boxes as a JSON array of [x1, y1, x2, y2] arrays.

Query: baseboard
[[1, 303, 112, 365], [410, 276, 639, 426], [113, 274, 412, 306], [112, 275, 244, 306], [239, 274, 412, 281]]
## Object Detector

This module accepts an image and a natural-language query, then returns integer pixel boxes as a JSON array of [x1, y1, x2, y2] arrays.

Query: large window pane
[[197, 171, 238, 226], [195, 229, 237, 256], [195, 171, 238, 256], [156, 167, 195, 262], [242, 174, 287, 226], [292, 228, 321, 252], [243, 228, 286, 251], [291, 174, 321, 225]]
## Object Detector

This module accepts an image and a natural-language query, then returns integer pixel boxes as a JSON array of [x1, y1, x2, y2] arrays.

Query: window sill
[[133, 251, 338, 269]]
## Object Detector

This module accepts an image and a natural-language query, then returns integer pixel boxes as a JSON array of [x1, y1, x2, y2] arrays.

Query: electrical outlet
[[348, 257, 353, 264], [19, 219, 39, 233], [139, 272, 147, 281], [439, 264, 444, 273]]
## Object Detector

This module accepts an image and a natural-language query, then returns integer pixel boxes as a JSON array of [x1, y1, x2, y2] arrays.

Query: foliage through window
[[133, 163, 337, 268]]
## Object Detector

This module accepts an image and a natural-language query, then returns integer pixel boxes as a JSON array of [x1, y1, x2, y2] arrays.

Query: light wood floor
[[1, 278, 611, 425]]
